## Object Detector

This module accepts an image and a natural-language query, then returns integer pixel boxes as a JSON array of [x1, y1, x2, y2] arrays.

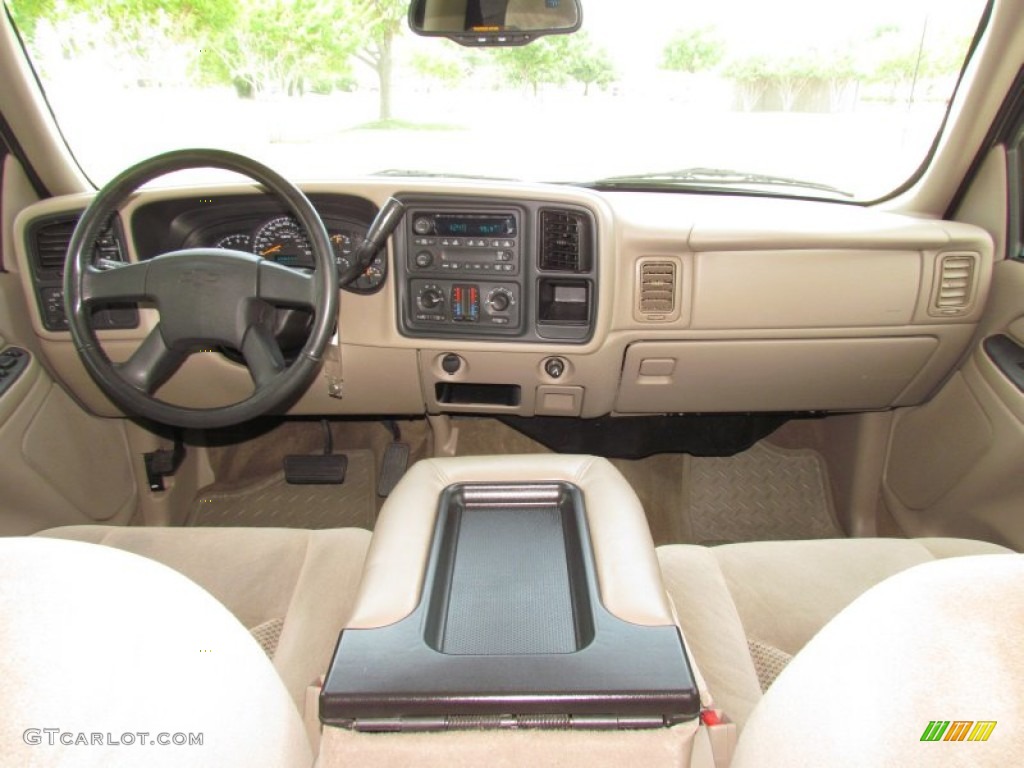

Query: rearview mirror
[[408, 0, 582, 47]]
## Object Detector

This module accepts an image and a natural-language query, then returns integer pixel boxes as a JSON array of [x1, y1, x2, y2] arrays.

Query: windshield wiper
[[581, 167, 853, 199]]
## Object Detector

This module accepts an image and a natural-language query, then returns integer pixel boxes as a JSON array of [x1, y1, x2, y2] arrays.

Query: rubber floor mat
[[688, 442, 841, 545], [189, 449, 375, 529]]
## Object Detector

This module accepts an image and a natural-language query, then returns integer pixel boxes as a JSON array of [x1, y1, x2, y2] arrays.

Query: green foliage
[[207, 0, 355, 97], [661, 27, 725, 74], [409, 50, 466, 88], [349, 0, 409, 119], [492, 36, 571, 96], [565, 32, 616, 95]]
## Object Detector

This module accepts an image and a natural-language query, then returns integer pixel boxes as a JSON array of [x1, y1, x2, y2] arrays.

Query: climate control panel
[[410, 279, 521, 331]]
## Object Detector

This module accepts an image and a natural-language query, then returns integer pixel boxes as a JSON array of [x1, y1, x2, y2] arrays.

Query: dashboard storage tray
[[320, 482, 699, 731]]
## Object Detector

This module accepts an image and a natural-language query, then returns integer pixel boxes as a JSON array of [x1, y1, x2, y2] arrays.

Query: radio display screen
[[434, 214, 516, 237]]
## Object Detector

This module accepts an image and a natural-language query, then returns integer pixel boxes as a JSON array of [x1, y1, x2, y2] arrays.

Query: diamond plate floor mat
[[687, 442, 841, 545], [189, 450, 375, 529]]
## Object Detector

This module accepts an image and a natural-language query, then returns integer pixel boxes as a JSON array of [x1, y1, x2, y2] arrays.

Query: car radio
[[407, 211, 521, 276]]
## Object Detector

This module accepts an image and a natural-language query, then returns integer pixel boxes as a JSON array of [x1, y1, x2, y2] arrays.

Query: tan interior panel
[[616, 337, 939, 413], [0, 371, 136, 535], [886, 373, 993, 511], [691, 250, 921, 329]]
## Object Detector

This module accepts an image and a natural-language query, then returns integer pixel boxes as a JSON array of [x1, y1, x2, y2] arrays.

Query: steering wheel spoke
[[257, 260, 318, 307], [81, 261, 151, 304], [114, 325, 186, 395], [241, 324, 286, 389]]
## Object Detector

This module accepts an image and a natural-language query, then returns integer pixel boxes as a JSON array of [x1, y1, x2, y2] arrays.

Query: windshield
[[6, 0, 989, 200]]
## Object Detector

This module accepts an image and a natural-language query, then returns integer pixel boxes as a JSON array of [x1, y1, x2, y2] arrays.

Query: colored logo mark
[[920, 721, 997, 742]]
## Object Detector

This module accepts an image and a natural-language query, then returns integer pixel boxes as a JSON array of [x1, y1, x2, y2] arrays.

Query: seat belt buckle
[[700, 709, 736, 768]]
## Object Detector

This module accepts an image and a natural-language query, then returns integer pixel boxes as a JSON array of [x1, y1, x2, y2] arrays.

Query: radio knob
[[419, 287, 444, 310], [414, 251, 434, 268], [487, 288, 512, 313], [413, 217, 433, 235]]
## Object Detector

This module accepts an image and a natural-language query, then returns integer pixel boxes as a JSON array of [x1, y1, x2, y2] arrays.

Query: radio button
[[414, 251, 434, 268], [413, 217, 433, 235]]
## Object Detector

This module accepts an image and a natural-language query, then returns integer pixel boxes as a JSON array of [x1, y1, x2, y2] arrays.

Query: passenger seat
[[657, 537, 1013, 731]]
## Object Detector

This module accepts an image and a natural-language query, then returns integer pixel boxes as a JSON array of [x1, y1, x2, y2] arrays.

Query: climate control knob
[[418, 287, 444, 310], [487, 288, 513, 313]]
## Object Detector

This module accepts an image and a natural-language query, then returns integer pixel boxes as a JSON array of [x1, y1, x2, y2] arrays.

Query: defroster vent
[[539, 209, 590, 272]]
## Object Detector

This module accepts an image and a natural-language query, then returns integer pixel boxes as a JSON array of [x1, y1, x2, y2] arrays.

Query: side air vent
[[30, 214, 125, 277], [26, 213, 136, 332], [932, 253, 977, 315], [636, 259, 678, 321], [539, 209, 591, 272], [33, 217, 78, 273]]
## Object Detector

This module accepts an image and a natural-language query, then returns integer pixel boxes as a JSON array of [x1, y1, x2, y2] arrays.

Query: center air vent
[[539, 209, 591, 272], [932, 253, 977, 315], [637, 260, 677, 321]]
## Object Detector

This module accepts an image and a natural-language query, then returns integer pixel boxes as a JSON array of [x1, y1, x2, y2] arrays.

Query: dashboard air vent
[[33, 217, 78, 272], [637, 260, 677, 319], [30, 214, 125, 276], [933, 253, 976, 314], [539, 209, 590, 272]]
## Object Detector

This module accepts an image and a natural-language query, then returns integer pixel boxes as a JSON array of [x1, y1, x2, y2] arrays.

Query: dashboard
[[12, 179, 995, 424]]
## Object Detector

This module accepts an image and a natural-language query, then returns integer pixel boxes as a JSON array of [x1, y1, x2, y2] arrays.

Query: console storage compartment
[[321, 460, 699, 731]]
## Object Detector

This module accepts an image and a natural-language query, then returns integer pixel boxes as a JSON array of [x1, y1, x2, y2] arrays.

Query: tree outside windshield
[[6, 0, 988, 199]]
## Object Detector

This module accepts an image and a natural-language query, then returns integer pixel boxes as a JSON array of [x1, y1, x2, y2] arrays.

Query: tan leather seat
[[34, 526, 371, 714], [657, 537, 1014, 731]]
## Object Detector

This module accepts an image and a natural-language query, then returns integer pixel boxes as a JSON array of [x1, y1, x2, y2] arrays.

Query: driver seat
[[33, 525, 371, 716]]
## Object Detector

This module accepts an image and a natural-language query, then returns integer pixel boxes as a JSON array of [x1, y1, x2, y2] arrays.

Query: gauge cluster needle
[[261, 245, 283, 256]]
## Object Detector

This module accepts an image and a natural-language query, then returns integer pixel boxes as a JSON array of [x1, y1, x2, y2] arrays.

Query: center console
[[320, 455, 700, 733]]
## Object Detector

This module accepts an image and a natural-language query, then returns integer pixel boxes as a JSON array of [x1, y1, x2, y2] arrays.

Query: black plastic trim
[[983, 334, 1024, 393], [0, 347, 30, 397], [499, 413, 800, 459]]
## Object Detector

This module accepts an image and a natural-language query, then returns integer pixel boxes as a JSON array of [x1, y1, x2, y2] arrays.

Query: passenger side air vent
[[932, 253, 977, 315], [636, 259, 678, 321], [539, 209, 590, 272]]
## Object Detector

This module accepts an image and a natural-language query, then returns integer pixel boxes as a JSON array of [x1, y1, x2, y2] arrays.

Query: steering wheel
[[64, 149, 338, 430]]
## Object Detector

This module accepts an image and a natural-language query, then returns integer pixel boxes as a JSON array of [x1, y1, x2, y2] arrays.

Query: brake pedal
[[377, 442, 410, 497], [284, 418, 346, 485], [284, 454, 347, 485]]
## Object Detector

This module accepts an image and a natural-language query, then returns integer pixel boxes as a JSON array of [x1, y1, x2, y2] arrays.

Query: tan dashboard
[[12, 179, 993, 420]]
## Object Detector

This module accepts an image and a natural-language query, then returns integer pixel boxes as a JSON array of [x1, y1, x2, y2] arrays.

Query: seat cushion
[[0, 537, 312, 767], [35, 525, 371, 711], [657, 537, 1013, 730], [732, 553, 1024, 767]]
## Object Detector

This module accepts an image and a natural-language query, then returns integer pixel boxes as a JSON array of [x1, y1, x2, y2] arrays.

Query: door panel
[[1, 153, 138, 535], [883, 142, 1024, 550]]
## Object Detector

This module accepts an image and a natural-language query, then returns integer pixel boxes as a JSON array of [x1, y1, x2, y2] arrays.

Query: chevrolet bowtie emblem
[[179, 268, 220, 287]]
